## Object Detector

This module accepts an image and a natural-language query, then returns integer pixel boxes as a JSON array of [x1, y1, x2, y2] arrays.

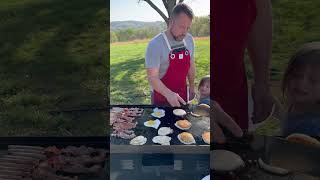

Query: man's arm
[[147, 68, 186, 107], [247, 0, 274, 123], [187, 61, 196, 100], [247, 0, 272, 86]]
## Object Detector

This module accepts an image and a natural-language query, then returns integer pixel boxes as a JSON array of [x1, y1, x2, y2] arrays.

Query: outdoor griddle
[[109, 105, 210, 180], [0, 136, 108, 180], [109, 105, 210, 154]]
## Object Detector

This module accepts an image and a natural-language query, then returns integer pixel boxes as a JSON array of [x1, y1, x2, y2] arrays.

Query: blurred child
[[281, 42, 320, 137], [198, 75, 210, 105]]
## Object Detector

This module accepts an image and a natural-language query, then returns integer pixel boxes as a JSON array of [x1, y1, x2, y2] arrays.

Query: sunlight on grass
[[110, 37, 210, 104], [13, 27, 59, 62]]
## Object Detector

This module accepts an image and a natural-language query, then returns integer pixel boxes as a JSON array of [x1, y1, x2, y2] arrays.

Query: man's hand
[[251, 84, 274, 124], [212, 100, 243, 143], [165, 91, 186, 107], [188, 84, 196, 101]]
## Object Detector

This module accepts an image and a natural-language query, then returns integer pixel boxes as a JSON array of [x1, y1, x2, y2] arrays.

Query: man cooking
[[145, 3, 196, 107]]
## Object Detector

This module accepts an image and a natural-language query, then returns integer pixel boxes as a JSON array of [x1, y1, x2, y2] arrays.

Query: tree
[[139, 0, 184, 25], [110, 31, 118, 43]]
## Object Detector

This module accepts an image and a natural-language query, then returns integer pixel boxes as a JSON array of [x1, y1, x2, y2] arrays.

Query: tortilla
[[211, 150, 244, 171]]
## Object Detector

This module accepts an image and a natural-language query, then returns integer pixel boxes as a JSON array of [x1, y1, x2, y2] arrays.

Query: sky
[[110, 0, 210, 22]]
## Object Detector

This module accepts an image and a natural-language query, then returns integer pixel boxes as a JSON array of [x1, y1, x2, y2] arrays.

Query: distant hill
[[110, 20, 166, 31]]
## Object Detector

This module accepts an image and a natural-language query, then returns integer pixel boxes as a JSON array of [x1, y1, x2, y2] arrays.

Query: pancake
[[177, 132, 195, 144], [175, 120, 192, 130], [202, 131, 210, 144]]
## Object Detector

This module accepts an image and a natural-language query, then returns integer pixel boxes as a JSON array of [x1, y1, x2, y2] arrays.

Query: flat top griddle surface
[[110, 106, 210, 146]]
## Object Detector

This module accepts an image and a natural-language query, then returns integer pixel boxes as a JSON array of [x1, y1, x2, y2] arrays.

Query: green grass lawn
[[0, 0, 108, 136], [246, 0, 320, 91], [110, 37, 210, 104]]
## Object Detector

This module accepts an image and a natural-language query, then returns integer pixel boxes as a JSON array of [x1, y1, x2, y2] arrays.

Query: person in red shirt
[[212, 0, 274, 137]]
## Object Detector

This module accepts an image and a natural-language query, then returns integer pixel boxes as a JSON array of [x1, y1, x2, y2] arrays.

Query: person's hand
[[165, 91, 186, 107], [212, 100, 243, 143], [188, 85, 196, 101], [251, 84, 274, 124]]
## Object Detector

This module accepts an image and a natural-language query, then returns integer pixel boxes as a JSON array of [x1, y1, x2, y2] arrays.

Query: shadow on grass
[[110, 57, 150, 105], [0, 0, 109, 136]]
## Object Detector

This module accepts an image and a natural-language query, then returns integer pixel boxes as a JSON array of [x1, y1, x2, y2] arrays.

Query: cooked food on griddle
[[152, 136, 171, 145], [177, 132, 195, 144], [202, 131, 210, 144], [0, 145, 107, 180], [192, 104, 210, 117], [286, 133, 320, 147], [129, 136, 147, 145], [144, 119, 161, 129], [173, 109, 187, 117], [110, 107, 144, 139], [151, 108, 165, 118], [158, 127, 173, 136], [211, 150, 244, 171], [175, 120, 192, 130]]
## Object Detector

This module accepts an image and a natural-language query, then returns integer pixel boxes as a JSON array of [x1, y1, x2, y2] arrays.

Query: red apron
[[211, 0, 257, 130], [153, 33, 191, 105]]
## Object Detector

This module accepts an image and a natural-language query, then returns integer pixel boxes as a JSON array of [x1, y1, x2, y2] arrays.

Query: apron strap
[[183, 39, 187, 47], [162, 32, 171, 51], [162, 32, 188, 51]]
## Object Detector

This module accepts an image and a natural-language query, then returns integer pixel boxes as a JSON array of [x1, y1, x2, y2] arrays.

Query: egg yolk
[[146, 120, 155, 126]]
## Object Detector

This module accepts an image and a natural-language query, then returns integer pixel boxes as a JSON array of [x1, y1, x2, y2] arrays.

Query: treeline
[[111, 16, 210, 43]]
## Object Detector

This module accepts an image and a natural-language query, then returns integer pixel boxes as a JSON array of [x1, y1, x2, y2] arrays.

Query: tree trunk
[[140, 0, 184, 26]]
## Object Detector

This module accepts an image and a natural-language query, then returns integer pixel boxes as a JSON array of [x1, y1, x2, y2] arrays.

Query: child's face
[[288, 65, 320, 105], [199, 81, 210, 97]]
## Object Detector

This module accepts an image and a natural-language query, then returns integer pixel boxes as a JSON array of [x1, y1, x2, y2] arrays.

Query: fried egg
[[158, 127, 173, 136], [151, 108, 165, 118], [152, 136, 171, 145], [144, 119, 161, 129], [129, 136, 147, 145]]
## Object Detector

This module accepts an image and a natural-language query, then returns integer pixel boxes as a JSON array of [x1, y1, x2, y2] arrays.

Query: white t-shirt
[[145, 32, 195, 79]]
